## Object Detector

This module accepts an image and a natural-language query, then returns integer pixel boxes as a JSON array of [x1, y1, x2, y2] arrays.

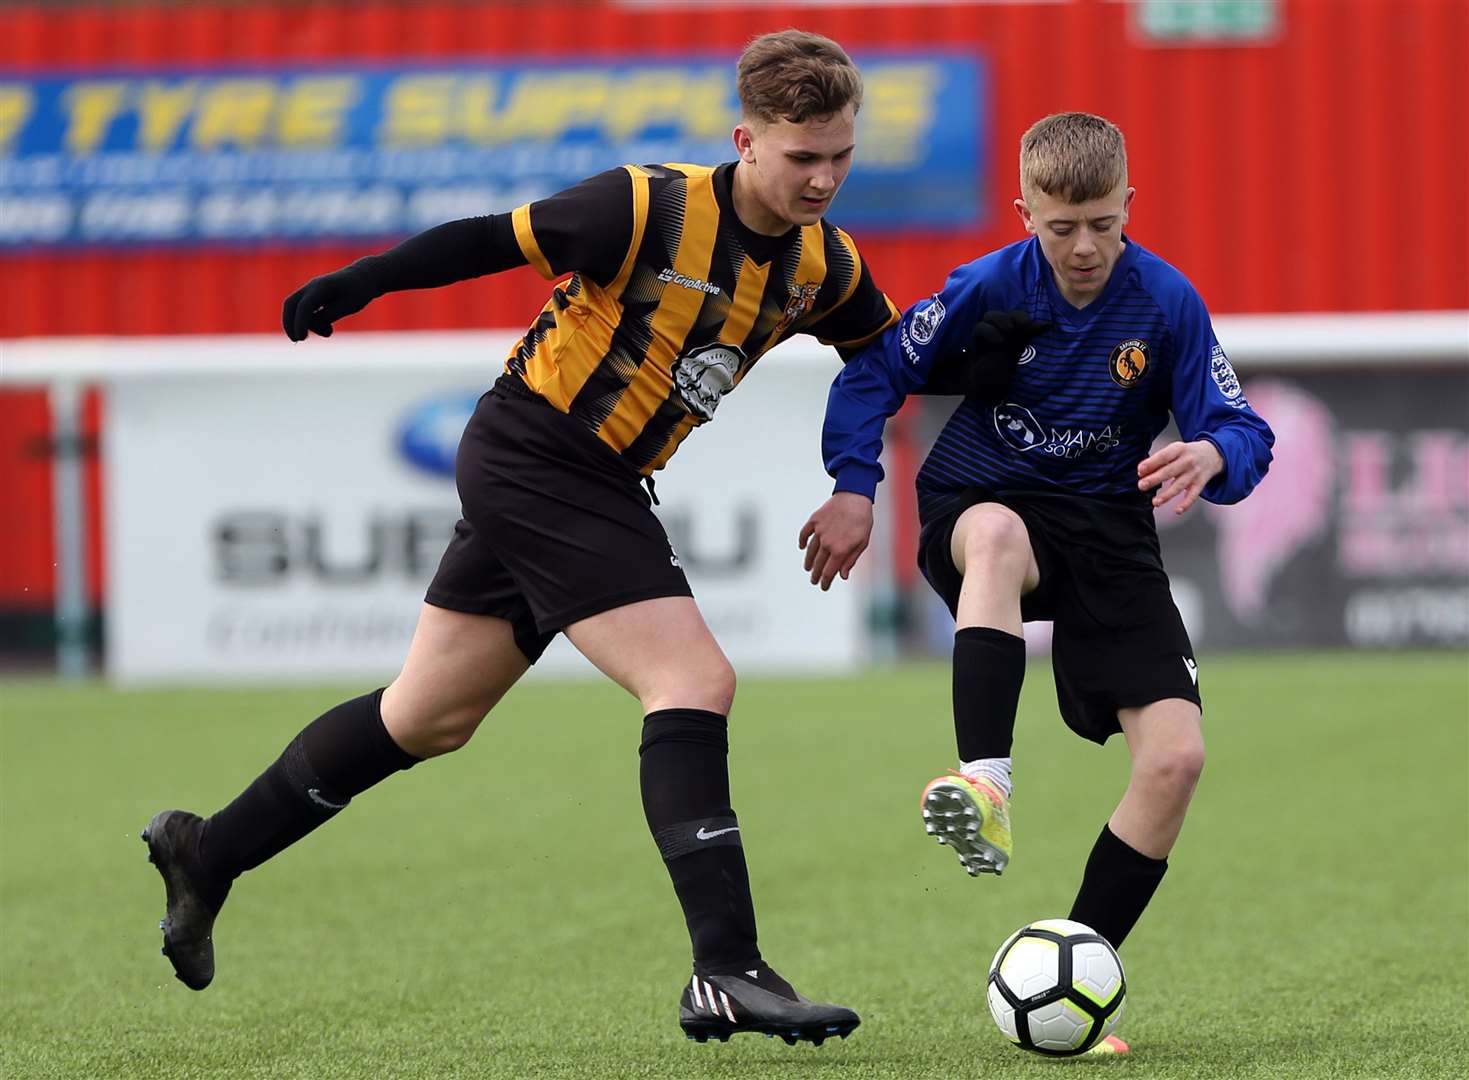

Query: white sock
[[960, 757, 1013, 798]]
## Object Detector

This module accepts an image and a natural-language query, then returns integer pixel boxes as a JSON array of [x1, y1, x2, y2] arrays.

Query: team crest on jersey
[[909, 296, 946, 344], [1109, 338, 1150, 388], [770, 281, 822, 339], [672, 342, 746, 421], [1210, 343, 1248, 406]]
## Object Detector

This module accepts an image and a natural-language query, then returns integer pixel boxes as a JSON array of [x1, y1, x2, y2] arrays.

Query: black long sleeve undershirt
[[356, 214, 527, 297]]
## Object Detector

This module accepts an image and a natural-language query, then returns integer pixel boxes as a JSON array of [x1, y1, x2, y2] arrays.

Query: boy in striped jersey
[[143, 30, 896, 1046], [802, 114, 1274, 1028]]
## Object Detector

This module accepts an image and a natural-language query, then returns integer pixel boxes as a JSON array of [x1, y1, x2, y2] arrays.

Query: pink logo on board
[[1204, 380, 1335, 622]]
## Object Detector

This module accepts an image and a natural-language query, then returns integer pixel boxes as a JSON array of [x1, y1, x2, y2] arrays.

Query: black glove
[[281, 257, 384, 341], [280, 217, 524, 342], [919, 310, 1053, 401]]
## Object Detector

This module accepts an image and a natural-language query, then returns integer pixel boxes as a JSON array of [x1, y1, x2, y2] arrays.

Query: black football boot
[[679, 965, 860, 1045], [141, 809, 231, 990]]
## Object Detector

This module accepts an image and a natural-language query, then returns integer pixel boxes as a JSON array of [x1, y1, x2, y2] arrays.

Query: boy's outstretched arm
[[1142, 288, 1275, 513], [801, 261, 1045, 589], [282, 216, 524, 341], [283, 167, 635, 341]]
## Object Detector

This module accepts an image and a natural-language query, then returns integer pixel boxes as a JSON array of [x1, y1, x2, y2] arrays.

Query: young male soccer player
[[801, 113, 1274, 1036], [143, 30, 898, 1045]]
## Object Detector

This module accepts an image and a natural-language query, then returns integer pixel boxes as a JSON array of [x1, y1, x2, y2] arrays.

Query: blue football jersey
[[823, 236, 1274, 521]]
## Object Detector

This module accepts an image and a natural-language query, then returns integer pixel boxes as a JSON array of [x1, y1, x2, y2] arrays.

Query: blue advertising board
[[0, 54, 984, 249]]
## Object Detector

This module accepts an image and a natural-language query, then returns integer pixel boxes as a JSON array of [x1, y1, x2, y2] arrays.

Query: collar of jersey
[[1037, 233, 1144, 323], [714, 161, 801, 267]]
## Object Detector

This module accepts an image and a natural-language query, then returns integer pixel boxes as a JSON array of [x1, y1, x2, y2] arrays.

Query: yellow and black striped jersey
[[504, 162, 900, 475]]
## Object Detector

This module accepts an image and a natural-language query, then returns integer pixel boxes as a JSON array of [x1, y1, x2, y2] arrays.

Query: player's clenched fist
[[923, 309, 1053, 401], [282, 259, 383, 341], [1137, 439, 1225, 515]]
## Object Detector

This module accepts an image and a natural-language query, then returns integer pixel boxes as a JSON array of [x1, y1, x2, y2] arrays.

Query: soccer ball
[[986, 918, 1126, 1055]]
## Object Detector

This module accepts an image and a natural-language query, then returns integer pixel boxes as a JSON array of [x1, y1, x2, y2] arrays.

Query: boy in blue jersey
[[799, 114, 1274, 1009]]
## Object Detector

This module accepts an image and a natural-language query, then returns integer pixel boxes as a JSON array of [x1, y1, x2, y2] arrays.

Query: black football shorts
[[919, 487, 1201, 744], [425, 380, 692, 662]]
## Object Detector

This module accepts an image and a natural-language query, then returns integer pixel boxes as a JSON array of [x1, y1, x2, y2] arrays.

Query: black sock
[[953, 626, 1026, 760], [639, 708, 761, 975], [1067, 824, 1169, 949], [199, 688, 420, 881]]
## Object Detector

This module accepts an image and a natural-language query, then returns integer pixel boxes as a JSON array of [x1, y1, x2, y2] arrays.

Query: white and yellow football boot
[[920, 771, 1012, 876], [1087, 1034, 1130, 1055]]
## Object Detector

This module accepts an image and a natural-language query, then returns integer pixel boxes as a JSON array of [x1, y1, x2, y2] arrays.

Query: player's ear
[[732, 122, 757, 164], [1121, 186, 1136, 223], [1014, 198, 1036, 234]]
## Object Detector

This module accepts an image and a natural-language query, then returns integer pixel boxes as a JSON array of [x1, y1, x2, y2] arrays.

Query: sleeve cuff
[[1198, 432, 1233, 503], [832, 462, 884, 500]]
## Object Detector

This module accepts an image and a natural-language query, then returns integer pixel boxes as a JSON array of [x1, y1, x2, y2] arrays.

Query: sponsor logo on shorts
[[1182, 656, 1198, 684], [1109, 338, 1150, 388]]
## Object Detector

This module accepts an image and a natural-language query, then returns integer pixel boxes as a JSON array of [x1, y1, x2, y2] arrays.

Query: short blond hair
[[1020, 112, 1127, 204], [737, 30, 863, 124]]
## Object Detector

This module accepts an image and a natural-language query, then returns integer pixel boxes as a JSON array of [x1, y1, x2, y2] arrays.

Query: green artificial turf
[[3, 653, 1466, 1078]]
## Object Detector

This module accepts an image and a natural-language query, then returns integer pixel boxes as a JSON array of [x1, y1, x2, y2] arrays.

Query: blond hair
[[1020, 112, 1128, 204], [736, 30, 862, 125]]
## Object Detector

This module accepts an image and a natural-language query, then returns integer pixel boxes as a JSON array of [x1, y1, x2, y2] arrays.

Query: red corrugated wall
[[2, 0, 1466, 338], [2, 0, 1466, 623]]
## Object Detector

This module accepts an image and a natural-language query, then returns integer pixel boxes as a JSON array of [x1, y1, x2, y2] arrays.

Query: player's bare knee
[[1178, 734, 1207, 788], [643, 658, 736, 716], [689, 659, 737, 716], [1137, 735, 1205, 798], [397, 700, 494, 757], [959, 508, 1031, 577]]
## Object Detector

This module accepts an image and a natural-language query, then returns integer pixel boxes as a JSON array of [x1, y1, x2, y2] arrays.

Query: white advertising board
[[101, 336, 862, 682]]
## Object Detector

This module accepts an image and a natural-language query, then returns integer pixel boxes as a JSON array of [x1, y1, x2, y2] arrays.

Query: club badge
[[1109, 338, 1150, 388]]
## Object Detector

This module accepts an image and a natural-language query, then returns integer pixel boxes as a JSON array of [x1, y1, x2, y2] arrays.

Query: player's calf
[[1112, 699, 1205, 859], [143, 690, 421, 989]]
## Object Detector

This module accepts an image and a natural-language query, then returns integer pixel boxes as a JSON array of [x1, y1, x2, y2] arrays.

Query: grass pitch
[[2, 653, 1466, 1079]]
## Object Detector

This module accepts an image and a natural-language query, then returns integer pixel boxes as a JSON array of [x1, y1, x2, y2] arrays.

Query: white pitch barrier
[[3, 331, 865, 682], [3, 312, 1467, 681]]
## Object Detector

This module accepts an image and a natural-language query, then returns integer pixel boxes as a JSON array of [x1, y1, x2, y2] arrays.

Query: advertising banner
[[909, 367, 1468, 652], [103, 345, 861, 681], [1155, 371, 1469, 649], [2, 54, 983, 248]]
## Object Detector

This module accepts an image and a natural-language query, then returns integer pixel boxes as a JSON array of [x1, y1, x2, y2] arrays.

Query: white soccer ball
[[986, 918, 1126, 1056]]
